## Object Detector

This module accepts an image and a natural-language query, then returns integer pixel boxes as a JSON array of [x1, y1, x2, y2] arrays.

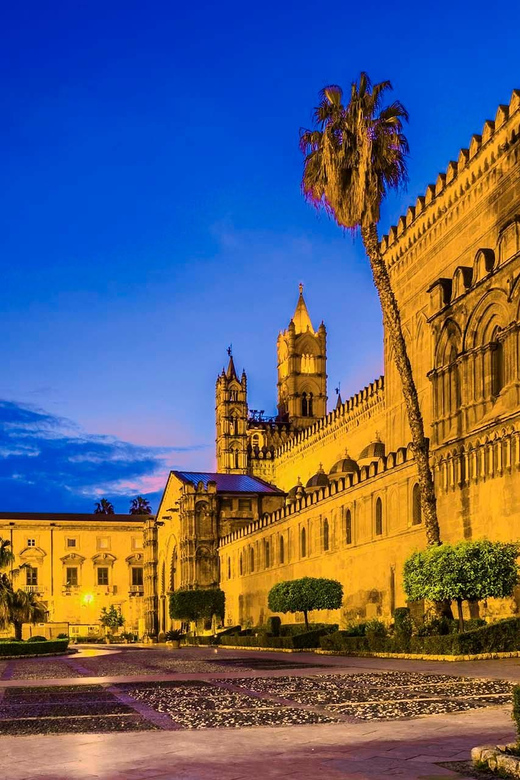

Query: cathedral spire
[[292, 283, 314, 334], [226, 345, 238, 380]]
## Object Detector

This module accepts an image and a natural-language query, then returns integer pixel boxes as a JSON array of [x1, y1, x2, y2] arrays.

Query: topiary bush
[[26, 635, 47, 642], [266, 616, 281, 636]]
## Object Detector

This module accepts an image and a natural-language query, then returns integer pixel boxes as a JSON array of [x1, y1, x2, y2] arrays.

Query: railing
[[22, 585, 46, 594], [129, 585, 144, 595]]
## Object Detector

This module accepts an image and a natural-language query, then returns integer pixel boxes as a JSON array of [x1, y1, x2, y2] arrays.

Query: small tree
[[404, 540, 519, 632], [100, 605, 125, 635], [268, 577, 343, 630], [169, 589, 225, 634]]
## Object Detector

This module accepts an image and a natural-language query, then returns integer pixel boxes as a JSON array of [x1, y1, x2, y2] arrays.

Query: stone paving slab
[[0, 708, 511, 779]]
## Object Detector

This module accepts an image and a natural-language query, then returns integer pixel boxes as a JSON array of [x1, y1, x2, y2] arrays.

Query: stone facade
[[217, 89, 520, 628], [0, 513, 148, 638]]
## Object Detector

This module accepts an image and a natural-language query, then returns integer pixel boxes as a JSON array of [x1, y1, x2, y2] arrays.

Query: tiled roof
[[172, 471, 284, 494], [0, 513, 148, 523]]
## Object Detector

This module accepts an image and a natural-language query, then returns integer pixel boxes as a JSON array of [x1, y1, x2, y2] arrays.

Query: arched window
[[227, 557, 231, 579], [230, 411, 238, 436], [301, 527, 307, 558], [233, 449, 239, 469], [301, 392, 308, 416], [308, 392, 313, 417], [265, 541, 270, 568], [375, 497, 383, 536], [279, 535, 285, 564], [239, 553, 243, 576], [323, 519, 329, 551], [250, 547, 255, 572], [345, 509, 352, 545], [412, 483, 422, 526], [492, 329, 504, 396], [252, 433, 260, 448]]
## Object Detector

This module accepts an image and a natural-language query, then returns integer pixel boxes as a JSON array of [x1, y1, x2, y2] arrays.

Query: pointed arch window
[[301, 527, 307, 558], [279, 535, 285, 564], [345, 509, 352, 545], [491, 328, 504, 397], [239, 553, 243, 576], [227, 557, 231, 579], [375, 497, 383, 536], [301, 392, 308, 417], [323, 518, 329, 551], [249, 547, 255, 573], [412, 483, 422, 526], [308, 392, 313, 416], [265, 541, 270, 568]]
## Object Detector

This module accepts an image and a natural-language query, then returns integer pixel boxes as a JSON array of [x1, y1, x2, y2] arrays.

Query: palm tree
[[0, 538, 47, 639], [129, 496, 152, 515], [300, 73, 440, 545], [94, 498, 115, 515], [7, 589, 47, 640], [0, 538, 14, 570]]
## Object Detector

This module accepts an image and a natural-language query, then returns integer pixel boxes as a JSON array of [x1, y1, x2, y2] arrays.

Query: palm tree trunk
[[360, 223, 441, 546]]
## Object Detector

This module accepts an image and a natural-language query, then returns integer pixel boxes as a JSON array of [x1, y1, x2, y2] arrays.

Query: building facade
[[0, 513, 148, 638]]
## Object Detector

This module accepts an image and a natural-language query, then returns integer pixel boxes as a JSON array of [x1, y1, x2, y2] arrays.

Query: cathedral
[[2, 89, 520, 639]]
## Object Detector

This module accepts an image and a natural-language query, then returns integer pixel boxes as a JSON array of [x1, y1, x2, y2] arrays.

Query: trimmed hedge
[[320, 618, 520, 655], [219, 626, 337, 649], [0, 639, 69, 657]]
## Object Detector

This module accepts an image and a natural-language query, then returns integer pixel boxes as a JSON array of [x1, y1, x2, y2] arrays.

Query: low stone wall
[[472, 744, 520, 776]]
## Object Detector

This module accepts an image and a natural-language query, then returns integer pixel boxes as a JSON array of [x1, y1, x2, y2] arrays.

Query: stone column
[[144, 516, 158, 638]]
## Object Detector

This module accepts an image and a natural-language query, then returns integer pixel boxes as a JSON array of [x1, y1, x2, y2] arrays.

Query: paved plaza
[[1, 645, 519, 779]]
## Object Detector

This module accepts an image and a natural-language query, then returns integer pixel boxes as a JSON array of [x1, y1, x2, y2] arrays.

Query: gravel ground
[[0, 684, 158, 735]]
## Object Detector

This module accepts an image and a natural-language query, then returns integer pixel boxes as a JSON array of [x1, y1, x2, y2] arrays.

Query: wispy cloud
[[0, 400, 206, 513]]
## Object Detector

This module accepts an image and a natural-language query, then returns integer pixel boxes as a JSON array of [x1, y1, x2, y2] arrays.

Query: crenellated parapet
[[380, 89, 520, 271], [219, 431, 412, 549], [274, 376, 385, 460]]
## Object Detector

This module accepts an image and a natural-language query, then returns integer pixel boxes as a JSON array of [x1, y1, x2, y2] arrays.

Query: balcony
[[129, 585, 144, 596], [22, 585, 46, 595]]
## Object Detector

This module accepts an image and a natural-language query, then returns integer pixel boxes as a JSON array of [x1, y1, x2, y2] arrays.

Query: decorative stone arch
[[195, 545, 214, 587], [473, 248, 495, 284], [19, 546, 47, 566], [463, 288, 510, 351], [435, 318, 462, 368], [497, 217, 520, 265]]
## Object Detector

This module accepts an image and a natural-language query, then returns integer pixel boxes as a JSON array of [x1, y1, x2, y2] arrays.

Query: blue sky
[[1, 1, 518, 511]]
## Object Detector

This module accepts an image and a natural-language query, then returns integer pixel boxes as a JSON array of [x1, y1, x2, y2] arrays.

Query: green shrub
[[513, 686, 520, 743], [393, 608, 412, 651], [267, 616, 281, 636], [404, 540, 519, 631], [280, 622, 337, 636], [57, 633, 69, 639], [342, 623, 366, 637], [321, 618, 520, 655], [26, 635, 47, 642], [0, 639, 69, 657], [170, 589, 225, 625]]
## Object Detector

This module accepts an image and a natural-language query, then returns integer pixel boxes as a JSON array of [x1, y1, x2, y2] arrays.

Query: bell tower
[[277, 285, 327, 428], [215, 349, 249, 473]]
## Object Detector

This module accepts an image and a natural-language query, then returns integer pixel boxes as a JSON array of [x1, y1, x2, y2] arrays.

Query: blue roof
[[172, 471, 283, 494]]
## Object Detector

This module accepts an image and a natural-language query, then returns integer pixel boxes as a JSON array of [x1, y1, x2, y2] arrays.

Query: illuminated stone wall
[[220, 90, 520, 628]]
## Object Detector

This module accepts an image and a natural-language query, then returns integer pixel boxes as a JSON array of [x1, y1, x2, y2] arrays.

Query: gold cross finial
[[299, 282, 303, 294]]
